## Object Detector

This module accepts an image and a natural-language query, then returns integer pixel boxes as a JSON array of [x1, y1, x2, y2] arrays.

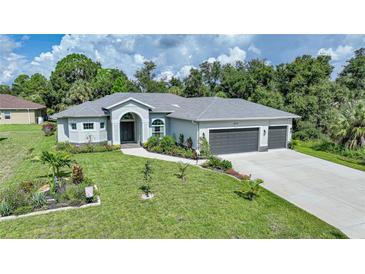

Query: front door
[[121, 122, 135, 142]]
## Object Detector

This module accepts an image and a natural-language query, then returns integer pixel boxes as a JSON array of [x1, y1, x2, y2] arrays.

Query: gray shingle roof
[[51, 92, 299, 120]]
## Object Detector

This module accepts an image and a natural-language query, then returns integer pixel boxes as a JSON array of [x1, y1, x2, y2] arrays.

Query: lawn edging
[[0, 195, 101, 222], [0, 184, 101, 222]]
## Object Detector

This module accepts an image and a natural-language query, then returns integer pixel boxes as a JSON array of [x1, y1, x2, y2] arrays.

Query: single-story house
[[52, 92, 299, 154], [0, 94, 46, 125]]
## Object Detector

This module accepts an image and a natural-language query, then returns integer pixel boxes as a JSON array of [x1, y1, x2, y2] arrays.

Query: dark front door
[[209, 128, 259, 154], [121, 122, 135, 142]]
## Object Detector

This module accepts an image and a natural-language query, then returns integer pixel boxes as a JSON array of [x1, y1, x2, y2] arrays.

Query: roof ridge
[[195, 96, 218, 120]]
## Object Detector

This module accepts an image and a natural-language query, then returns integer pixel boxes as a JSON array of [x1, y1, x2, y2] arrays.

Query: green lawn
[[0, 125, 347, 238], [294, 141, 365, 172]]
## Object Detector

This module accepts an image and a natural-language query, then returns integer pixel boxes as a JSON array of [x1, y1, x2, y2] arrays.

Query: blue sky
[[1, 34, 365, 84]]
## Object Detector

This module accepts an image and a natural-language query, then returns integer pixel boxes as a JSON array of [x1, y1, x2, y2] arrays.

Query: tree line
[[1, 50, 365, 148]]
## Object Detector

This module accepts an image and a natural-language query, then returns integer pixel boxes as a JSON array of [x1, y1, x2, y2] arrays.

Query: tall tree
[[0, 85, 11, 94], [183, 68, 209, 97], [337, 48, 365, 100], [92, 68, 134, 98], [50, 54, 101, 110], [134, 61, 168, 93]]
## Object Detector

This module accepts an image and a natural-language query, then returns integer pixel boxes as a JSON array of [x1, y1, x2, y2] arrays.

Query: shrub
[[31, 192, 47, 209], [186, 137, 193, 149], [42, 123, 57, 136], [288, 139, 299, 149], [199, 136, 211, 158], [176, 162, 189, 182], [202, 156, 233, 171], [160, 135, 176, 151], [178, 134, 185, 146], [144, 136, 160, 150], [0, 201, 12, 217], [13, 205, 34, 216], [141, 160, 153, 197], [56, 142, 120, 154], [72, 164, 84, 184], [242, 179, 264, 201], [0, 187, 30, 210]]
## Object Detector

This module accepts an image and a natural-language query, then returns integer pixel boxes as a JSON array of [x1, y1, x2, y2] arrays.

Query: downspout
[[27, 108, 31, 124]]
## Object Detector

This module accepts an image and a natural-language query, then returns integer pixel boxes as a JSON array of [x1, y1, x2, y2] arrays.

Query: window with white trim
[[71, 123, 77, 130], [4, 111, 11, 120], [83, 123, 94, 130], [100, 122, 105, 129], [151, 119, 165, 138]]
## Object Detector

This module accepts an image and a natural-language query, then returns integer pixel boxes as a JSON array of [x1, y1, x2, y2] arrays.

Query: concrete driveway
[[222, 149, 365, 238]]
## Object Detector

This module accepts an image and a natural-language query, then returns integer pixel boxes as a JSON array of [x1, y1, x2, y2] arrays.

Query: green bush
[[0, 186, 30, 210], [160, 135, 176, 151], [56, 142, 120, 154], [0, 201, 12, 217], [199, 136, 211, 158], [31, 192, 47, 209], [241, 179, 264, 201], [186, 137, 193, 149], [145, 136, 160, 149], [288, 139, 299, 149], [13, 206, 34, 216], [202, 156, 232, 171], [144, 135, 198, 159], [178, 134, 185, 146]]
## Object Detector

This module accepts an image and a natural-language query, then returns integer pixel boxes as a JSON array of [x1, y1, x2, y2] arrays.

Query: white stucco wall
[[57, 118, 69, 142], [169, 118, 198, 148], [198, 118, 293, 150], [109, 101, 150, 145]]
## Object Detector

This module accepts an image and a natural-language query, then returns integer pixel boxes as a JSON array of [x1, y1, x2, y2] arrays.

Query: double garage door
[[209, 128, 259, 154], [209, 126, 287, 154]]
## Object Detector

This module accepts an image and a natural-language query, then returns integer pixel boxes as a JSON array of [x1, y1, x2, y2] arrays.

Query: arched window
[[121, 113, 134, 121], [151, 119, 165, 138]]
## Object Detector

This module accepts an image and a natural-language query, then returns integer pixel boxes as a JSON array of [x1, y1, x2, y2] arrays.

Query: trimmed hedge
[[56, 142, 120, 154], [144, 136, 198, 159]]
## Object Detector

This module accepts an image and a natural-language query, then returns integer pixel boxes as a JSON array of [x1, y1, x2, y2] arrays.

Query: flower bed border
[[0, 186, 101, 222]]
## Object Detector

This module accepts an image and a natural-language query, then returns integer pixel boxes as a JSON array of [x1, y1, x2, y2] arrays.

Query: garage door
[[268, 126, 287, 149], [209, 128, 259, 154]]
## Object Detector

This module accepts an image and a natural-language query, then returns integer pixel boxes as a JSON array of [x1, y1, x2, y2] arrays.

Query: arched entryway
[[120, 112, 142, 143]]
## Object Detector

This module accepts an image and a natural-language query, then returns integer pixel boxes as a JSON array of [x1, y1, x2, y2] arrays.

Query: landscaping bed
[[143, 135, 199, 159], [56, 142, 120, 154]]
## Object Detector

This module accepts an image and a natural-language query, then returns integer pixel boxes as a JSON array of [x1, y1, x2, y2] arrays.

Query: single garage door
[[268, 126, 287, 149], [209, 128, 259, 154]]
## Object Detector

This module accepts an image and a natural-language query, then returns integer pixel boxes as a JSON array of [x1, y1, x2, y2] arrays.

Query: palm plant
[[331, 101, 365, 149], [176, 162, 189, 182], [39, 151, 73, 193]]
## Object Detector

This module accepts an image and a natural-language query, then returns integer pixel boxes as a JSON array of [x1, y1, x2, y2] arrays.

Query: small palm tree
[[331, 101, 365, 149], [40, 151, 73, 193]]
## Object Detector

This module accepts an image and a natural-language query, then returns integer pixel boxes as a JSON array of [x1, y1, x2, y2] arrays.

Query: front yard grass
[[0, 125, 347, 238], [294, 140, 365, 172]]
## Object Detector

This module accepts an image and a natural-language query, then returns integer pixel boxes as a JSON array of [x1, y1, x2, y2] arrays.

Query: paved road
[[222, 149, 365, 238]]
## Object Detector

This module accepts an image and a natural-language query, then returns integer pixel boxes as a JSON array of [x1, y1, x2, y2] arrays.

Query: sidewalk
[[121, 147, 206, 165]]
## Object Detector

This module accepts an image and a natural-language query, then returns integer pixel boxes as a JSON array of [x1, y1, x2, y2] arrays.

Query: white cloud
[[0, 34, 257, 84], [208, 47, 247, 65], [248, 44, 261, 55], [318, 45, 353, 61], [0, 35, 27, 83]]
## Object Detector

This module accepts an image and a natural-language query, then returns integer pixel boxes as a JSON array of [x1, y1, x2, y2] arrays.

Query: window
[[100, 122, 105, 129], [4, 111, 11, 120], [71, 123, 77, 130], [83, 123, 94, 130], [151, 119, 165, 138]]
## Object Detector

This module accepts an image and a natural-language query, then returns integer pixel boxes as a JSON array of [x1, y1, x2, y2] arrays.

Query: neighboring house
[[52, 93, 299, 154], [0, 94, 46, 125]]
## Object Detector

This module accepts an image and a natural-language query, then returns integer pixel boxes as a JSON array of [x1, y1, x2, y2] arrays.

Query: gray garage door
[[209, 128, 259, 154], [268, 126, 287, 149]]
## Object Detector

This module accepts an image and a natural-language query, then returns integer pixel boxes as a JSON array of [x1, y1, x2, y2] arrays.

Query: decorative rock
[[141, 193, 154, 200], [85, 186, 94, 198], [38, 184, 50, 194]]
